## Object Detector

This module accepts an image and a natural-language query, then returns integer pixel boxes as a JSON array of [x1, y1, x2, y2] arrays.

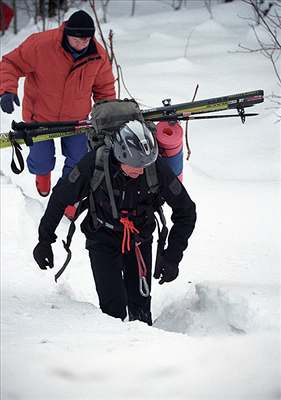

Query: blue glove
[[0, 92, 20, 114], [154, 254, 179, 285]]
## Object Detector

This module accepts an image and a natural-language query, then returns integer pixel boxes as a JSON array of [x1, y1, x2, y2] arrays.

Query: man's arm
[[156, 157, 196, 265], [92, 46, 116, 101], [0, 34, 37, 95], [38, 151, 95, 244]]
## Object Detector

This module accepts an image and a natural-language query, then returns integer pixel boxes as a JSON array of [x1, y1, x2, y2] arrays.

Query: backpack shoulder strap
[[90, 144, 119, 220], [145, 163, 159, 194], [90, 145, 105, 192]]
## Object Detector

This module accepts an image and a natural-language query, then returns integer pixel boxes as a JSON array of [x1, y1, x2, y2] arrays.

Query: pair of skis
[[0, 89, 264, 150]]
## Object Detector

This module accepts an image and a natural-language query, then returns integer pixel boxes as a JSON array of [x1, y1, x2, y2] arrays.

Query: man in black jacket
[[33, 120, 196, 325]]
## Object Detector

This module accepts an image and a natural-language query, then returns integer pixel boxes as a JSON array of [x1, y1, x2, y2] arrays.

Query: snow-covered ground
[[1, 1, 280, 399]]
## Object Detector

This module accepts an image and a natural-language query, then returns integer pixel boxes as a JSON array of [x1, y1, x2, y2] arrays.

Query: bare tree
[[131, 0, 136, 17], [39, 0, 68, 19], [34, 0, 39, 24], [239, 0, 281, 114], [204, 0, 214, 19], [12, 0, 17, 34], [89, 0, 135, 100], [250, 0, 275, 24], [172, 0, 188, 11], [89, 0, 109, 53], [39, 0, 46, 31], [99, 0, 110, 23], [172, 0, 183, 10], [0, 0, 17, 35], [0, 0, 5, 36]]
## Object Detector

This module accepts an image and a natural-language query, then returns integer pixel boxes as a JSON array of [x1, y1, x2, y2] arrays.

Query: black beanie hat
[[64, 11, 95, 38]]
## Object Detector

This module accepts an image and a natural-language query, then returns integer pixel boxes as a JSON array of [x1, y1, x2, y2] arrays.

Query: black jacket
[[38, 151, 196, 264]]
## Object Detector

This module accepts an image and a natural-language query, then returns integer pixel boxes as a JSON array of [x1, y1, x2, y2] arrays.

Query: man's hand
[[33, 242, 54, 270], [0, 92, 20, 114], [154, 254, 179, 285]]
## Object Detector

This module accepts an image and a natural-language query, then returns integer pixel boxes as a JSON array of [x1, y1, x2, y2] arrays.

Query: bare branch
[[237, 43, 277, 53], [239, 0, 281, 119], [251, 23, 275, 57], [89, 0, 110, 56], [204, 0, 213, 19], [131, 0, 136, 17], [269, 53, 281, 85], [172, 0, 184, 11], [89, 1, 134, 100], [243, 0, 281, 48], [100, 0, 110, 23], [109, 29, 135, 99]]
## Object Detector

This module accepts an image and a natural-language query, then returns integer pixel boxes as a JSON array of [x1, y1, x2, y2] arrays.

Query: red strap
[[135, 242, 147, 278], [119, 216, 139, 254], [119, 215, 149, 297]]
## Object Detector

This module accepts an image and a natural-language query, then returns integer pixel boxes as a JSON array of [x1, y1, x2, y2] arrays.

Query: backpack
[[88, 99, 159, 222], [90, 98, 143, 138]]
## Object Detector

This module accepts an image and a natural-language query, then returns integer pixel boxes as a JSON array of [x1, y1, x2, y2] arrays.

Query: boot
[[128, 309, 152, 326], [36, 172, 51, 197]]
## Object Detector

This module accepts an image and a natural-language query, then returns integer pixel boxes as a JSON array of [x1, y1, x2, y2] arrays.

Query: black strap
[[54, 240, 72, 282], [9, 129, 35, 174], [90, 146, 105, 191], [55, 221, 76, 282], [145, 164, 159, 194], [154, 206, 169, 278], [89, 145, 108, 228], [10, 140, 25, 174], [89, 190, 99, 229], [54, 197, 88, 282], [22, 130, 34, 146], [103, 144, 119, 219]]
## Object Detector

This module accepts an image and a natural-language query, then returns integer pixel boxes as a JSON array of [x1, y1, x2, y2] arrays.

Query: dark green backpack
[[90, 98, 143, 134], [88, 99, 159, 222]]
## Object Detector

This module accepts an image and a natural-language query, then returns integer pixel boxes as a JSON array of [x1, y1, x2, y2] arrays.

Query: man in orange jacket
[[0, 10, 116, 219]]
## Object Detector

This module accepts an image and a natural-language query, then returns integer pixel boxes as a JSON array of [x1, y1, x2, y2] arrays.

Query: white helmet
[[113, 120, 158, 168]]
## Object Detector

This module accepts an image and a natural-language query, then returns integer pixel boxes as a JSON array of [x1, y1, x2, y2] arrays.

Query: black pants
[[86, 229, 153, 325]]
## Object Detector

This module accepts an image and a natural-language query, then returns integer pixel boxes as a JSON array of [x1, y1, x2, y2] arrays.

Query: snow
[[1, 1, 280, 399]]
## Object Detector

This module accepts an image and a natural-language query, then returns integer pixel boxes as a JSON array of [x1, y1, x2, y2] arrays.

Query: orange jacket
[[0, 25, 116, 122]]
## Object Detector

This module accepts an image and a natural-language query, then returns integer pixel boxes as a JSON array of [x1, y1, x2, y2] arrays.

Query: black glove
[[0, 92, 20, 114], [154, 254, 179, 285], [33, 242, 54, 270]]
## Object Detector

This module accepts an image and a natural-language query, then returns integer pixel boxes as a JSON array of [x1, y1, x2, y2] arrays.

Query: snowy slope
[[1, 1, 280, 399]]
